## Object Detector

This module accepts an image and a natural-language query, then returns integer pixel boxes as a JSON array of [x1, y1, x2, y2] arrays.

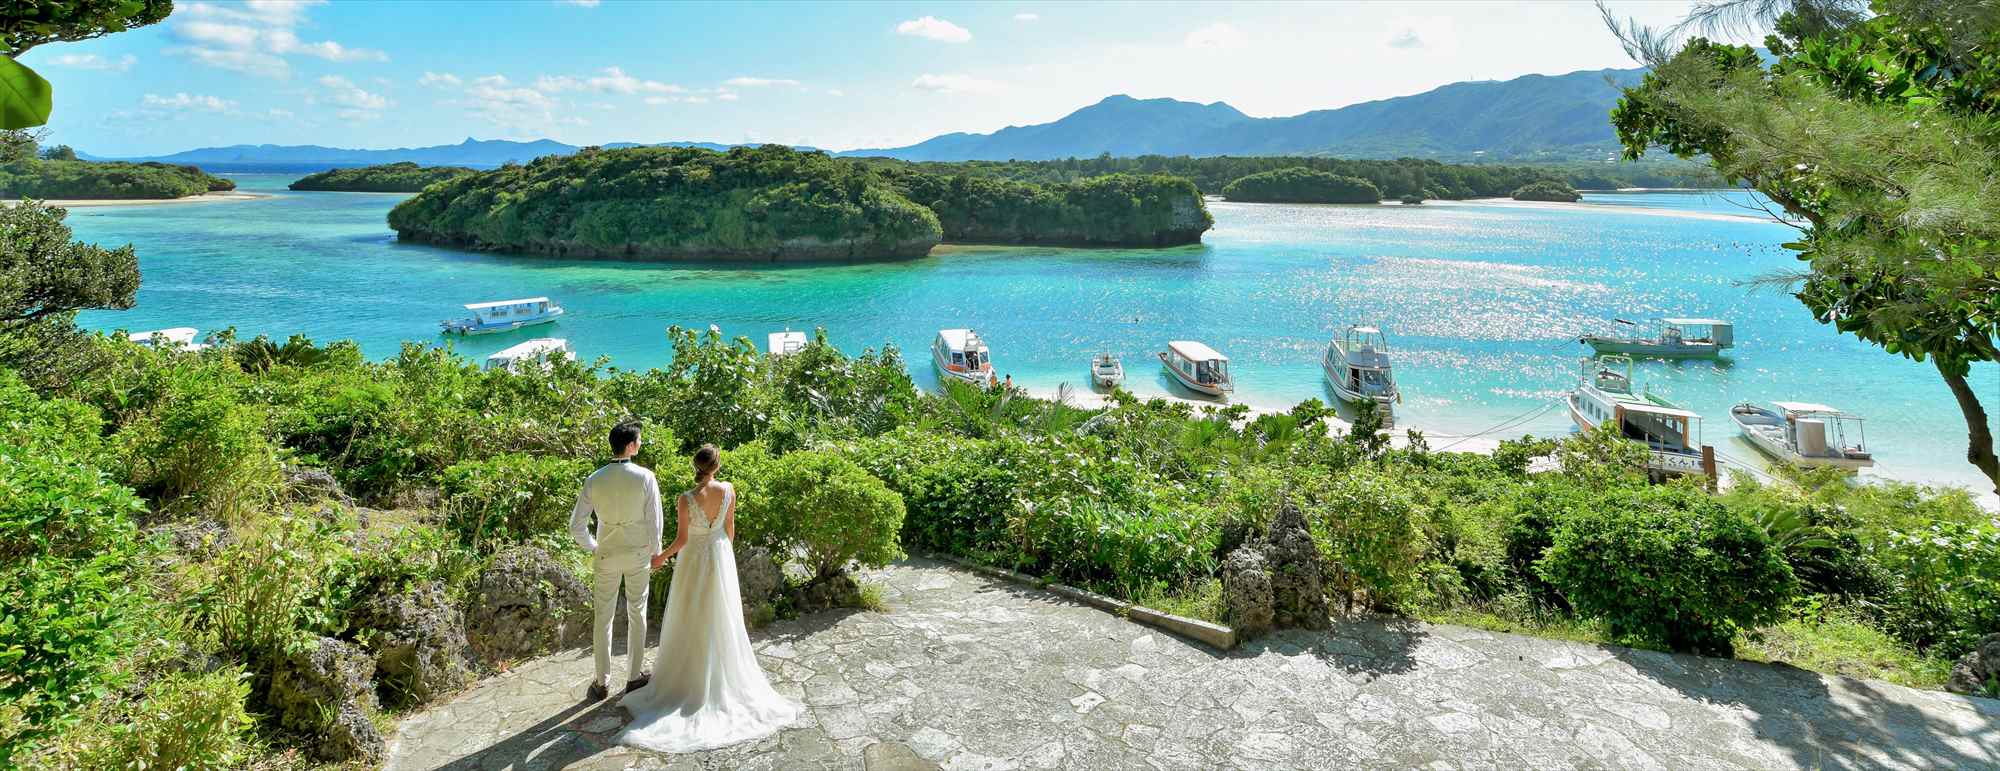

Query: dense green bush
[[191, 514, 359, 666], [0, 159, 231, 199], [758, 450, 906, 578], [1538, 485, 1795, 654], [290, 161, 477, 192], [1867, 521, 2000, 659], [1511, 179, 1582, 202], [1031, 499, 1217, 597], [1301, 465, 1431, 611], [843, 428, 1026, 557], [1221, 166, 1383, 203], [883, 170, 1212, 246], [114, 359, 280, 521], [62, 668, 255, 770], [441, 453, 591, 551]]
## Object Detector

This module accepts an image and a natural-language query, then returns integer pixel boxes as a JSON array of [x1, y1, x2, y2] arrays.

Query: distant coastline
[[5, 191, 272, 208]]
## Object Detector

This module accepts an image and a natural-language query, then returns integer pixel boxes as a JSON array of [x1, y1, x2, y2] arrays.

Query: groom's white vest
[[569, 459, 662, 568]]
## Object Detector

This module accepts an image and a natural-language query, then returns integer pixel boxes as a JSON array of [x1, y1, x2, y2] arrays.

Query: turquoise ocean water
[[70, 174, 2000, 496]]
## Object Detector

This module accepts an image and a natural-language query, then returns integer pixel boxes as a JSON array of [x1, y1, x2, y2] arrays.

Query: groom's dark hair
[[608, 420, 642, 456]]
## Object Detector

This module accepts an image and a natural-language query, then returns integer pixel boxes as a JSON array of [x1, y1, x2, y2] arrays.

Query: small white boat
[[1158, 340, 1233, 398], [124, 327, 207, 351], [1091, 352, 1124, 389], [1731, 401, 1874, 471], [1565, 355, 1711, 479], [767, 328, 808, 356], [1582, 317, 1734, 359], [932, 328, 996, 387], [483, 338, 575, 372], [441, 297, 565, 336], [1323, 325, 1399, 427]]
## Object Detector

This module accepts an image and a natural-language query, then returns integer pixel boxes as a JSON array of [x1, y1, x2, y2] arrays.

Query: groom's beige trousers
[[591, 549, 650, 686]]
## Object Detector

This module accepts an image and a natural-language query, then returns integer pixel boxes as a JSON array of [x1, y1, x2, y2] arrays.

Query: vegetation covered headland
[[1510, 179, 1584, 202], [0, 144, 234, 200], [1220, 166, 1383, 204], [289, 161, 476, 192], [880, 169, 1213, 247]]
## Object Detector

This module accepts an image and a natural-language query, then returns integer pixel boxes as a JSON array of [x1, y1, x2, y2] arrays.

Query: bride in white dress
[[617, 445, 801, 752]]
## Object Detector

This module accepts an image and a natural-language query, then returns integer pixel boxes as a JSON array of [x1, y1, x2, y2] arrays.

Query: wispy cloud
[[316, 74, 392, 119], [724, 76, 800, 88], [1014, 13, 1040, 22], [50, 53, 137, 72], [142, 92, 238, 112], [168, 0, 386, 78], [1185, 22, 1248, 50], [556, 0, 600, 6], [896, 16, 971, 43], [1388, 29, 1423, 49], [418, 71, 462, 87], [911, 73, 1001, 94]]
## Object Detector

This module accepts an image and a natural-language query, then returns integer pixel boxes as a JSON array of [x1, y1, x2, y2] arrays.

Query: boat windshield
[[965, 351, 984, 369], [1357, 369, 1392, 394]]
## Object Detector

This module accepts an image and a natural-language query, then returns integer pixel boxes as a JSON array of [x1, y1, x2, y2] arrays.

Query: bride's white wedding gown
[[615, 485, 801, 752]]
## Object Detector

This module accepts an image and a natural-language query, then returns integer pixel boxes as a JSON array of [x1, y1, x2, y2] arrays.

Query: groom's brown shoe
[[625, 673, 650, 693], [586, 682, 609, 701]]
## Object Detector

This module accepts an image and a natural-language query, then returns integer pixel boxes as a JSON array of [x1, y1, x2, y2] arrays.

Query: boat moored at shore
[[1731, 401, 1875, 471], [1566, 355, 1715, 481], [125, 327, 207, 351], [767, 328, 808, 356], [1159, 340, 1233, 398], [1582, 317, 1734, 359], [1323, 325, 1400, 427], [483, 338, 575, 372], [1091, 353, 1125, 389], [932, 328, 997, 387], [441, 297, 565, 336]]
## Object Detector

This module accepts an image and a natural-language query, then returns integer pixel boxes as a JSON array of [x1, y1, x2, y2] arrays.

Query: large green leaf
[[0, 57, 52, 130]]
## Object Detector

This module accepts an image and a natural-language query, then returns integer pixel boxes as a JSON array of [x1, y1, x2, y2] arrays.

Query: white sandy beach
[[6, 191, 273, 208]]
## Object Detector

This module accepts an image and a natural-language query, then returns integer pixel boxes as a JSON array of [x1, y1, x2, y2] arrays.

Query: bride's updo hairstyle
[[692, 444, 721, 484]]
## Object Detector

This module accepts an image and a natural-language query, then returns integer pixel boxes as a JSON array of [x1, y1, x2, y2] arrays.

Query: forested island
[[1220, 167, 1382, 204], [389, 145, 1214, 260], [389, 145, 944, 261], [289, 161, 476, 192], [0, 155, 234, 200], [1511, 180, 1584, 202]]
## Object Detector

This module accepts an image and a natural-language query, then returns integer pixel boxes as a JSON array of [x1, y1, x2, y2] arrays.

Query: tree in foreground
[[0, 202, 140, 388], [1606, 0, 2000, 494]]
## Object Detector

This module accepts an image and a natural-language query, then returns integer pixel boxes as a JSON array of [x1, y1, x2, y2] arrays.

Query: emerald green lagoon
[[72, 173, 1999, 497]]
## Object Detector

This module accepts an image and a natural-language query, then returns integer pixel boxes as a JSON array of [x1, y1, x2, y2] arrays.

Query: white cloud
[[142, 92, 238, 112], [717, 91, 740, 101], [896, 16, 971, 43], [826, 88, 845, 97], [586, 66, 683, 94], [418, 71, 462, 87], [557, 0, 601, 5], [1387, 28, 1422, 49], [535, 74, 584, 92], [1185, 22, 1248, 50], [50, 53, 137, 72], [911, 73, 1002, 94], [169, 0, 385, 78], [318, 75, 392, 112], [459, 73, 562, 130], [1014, 13, 1039, 22], [724, 76, 800, 87]]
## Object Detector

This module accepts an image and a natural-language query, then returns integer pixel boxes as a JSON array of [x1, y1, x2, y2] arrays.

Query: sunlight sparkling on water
[[70, 175, 1999, 496]]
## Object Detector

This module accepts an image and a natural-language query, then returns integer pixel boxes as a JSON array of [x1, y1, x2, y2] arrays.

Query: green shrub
[[0, 435, 146, 762], [759, 450, 906, 579], [191, 514, 357, 667], [441, 453, 592, 551], [1303, 465, 1431, 611], [844, 429, 1022, 557], [1031, 499, 1217, 597], [1538, 485, 1795, 655], [1866, 520, 2000, 659], [63, 668, 255, 770], [116, 359, 279, 521]]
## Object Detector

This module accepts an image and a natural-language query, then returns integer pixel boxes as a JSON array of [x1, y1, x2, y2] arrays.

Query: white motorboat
[[767, 328, 809, 356], [1582, 317, 1734, 358], [483, 338, 575, 372], [125, 327, 207, 351], [1158, 340, 1233, 398], [1566, 355, 1712, 479], [441, 297, 565, 336], [932, 328, 996, 387], [1731, 401, 1874, 471], [1091, 352, 1124, 389], [1323, 325, 1400, 427]]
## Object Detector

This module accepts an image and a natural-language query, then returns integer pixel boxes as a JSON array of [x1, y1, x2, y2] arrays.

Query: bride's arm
[[724, 483, 737, 541], [651, 494, 691, 570]]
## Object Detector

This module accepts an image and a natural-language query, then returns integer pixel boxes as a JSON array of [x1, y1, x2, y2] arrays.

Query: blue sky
[[30, 1, 1717, 156]]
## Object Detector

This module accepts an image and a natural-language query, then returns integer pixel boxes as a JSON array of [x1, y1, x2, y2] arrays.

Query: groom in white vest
[[568, 420, 663, 701]]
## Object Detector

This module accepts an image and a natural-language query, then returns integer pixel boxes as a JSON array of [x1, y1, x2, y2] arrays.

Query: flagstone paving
[[385, 558, 1999, 770]]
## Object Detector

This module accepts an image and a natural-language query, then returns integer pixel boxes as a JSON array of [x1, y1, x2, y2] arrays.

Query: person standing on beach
[[569, 420, 663, 701]]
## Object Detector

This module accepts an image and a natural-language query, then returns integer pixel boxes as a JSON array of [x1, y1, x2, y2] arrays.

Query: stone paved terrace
[[386, 558, 2000, 770]]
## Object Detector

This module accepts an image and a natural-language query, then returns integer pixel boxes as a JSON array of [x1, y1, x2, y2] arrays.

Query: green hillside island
[[855, 155, 1648, 201], [1221, 167, 1382, 204], [1511, 180, 1583, 202], [0, 159, 235, 199], [288, 161, 477, 192], [389, 145, 1214, 260]]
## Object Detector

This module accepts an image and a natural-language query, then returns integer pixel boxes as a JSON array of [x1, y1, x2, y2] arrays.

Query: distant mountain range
[[840, 67, 1647, 162], [88, 66, 1648, 167]]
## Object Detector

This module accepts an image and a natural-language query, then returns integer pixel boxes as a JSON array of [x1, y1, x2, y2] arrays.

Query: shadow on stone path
[[386, 558, 2000, 770]]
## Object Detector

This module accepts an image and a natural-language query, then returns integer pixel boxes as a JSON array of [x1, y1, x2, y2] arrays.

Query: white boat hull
[[443, 309, 564, 336], [1323, 361, 1396, 426], [1159, 352, 1230, 398], [932, 348, 994, 387], [1730, 410, 1875, 471]]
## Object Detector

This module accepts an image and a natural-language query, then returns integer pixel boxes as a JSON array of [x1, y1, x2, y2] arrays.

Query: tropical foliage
[[289, 161, 477, 192], [1510, 179, 1583, 202], [881, 170, 1212, 246], [0, 158, 233, 199], [1221, 167, 1383, 203]]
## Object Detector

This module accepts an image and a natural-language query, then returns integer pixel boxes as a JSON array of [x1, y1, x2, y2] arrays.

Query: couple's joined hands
[[650, 551, 674, 570]]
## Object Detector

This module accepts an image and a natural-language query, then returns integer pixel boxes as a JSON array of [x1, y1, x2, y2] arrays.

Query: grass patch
[[1131, 578, 1225, 625], [1739, 608, 1955, 690], [1417, 604, 1617, 648], [856, 581, 889, 613]]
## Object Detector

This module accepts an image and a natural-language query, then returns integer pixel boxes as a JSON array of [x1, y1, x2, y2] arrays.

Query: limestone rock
[[1947, 633, 2000, 696], [269, 636, 384, 762], [797, 572, 863, 613], [354, 581, 472, 706], [737, 545, 783, 611], [283, 465, 353, 506], [466, 547, 590, 664], [1265, 499, 1330, 630], [1221, 545, 1275, 639]]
